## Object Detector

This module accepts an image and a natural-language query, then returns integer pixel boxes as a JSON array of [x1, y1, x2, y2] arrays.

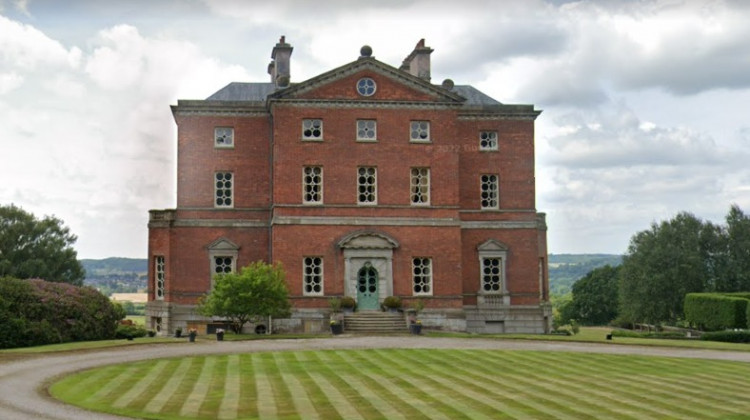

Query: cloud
[[0, 14, 80, 70]]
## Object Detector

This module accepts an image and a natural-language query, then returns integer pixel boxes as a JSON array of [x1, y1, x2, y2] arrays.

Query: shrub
[[611, 329, 689, 339], [684, 293, 748, 331], [0, 276, 122, 349], [700, 330, 750, 343], [115, 324, 148, 339], [382, 296, 402, 309], [340, 296, 356, 309], [328, 297, 342, 312]]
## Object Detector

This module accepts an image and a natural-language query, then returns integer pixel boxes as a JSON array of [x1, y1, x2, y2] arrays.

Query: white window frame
[[154, 256, 165, 301], [479, 131, 498, 151], [356, 119, 377, 142], [302, 119, 323, 141], [357, 166, 377, 205], [410, 167, 430, 205], [412, 257, 433, 296], [477, 240, 510, 305], [303, 256, 324, 296], [303, 166, 323, 204], [214, 172, 234, 208], [214, 127, 234, 148], [207, 238, 239, 289], [409, 121, 431, 143], [480, 174, 499, 209]]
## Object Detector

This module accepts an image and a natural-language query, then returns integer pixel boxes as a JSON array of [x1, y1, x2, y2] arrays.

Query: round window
[[356, 78, 376, 96]]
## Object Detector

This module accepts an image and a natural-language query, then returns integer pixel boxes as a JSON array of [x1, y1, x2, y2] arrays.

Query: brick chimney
[[400, 38, 433, 81], [268, 36, 293, 87]]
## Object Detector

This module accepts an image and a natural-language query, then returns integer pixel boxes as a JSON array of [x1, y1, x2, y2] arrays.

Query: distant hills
[[80, 254, 622, 297], [548, 254, 622, 295]]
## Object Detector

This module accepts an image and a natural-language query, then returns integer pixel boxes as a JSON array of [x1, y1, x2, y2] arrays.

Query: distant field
[[51, 348, 750, 419]]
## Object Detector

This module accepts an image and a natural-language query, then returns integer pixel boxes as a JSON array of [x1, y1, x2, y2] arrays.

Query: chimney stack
[[268, 35, 293, 87], [400, 38, 433, 81]]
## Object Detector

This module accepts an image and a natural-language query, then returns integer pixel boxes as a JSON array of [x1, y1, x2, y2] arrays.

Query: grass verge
[[50, 348, 750, 420]]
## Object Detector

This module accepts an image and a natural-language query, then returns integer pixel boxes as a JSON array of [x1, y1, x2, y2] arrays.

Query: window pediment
[[207, 238, 240, 251], [337, 230, 399, 250], [477, 239, 508, 253]]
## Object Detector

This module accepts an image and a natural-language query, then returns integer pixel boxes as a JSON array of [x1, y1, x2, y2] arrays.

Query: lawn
[[50, 348, 750, 419]]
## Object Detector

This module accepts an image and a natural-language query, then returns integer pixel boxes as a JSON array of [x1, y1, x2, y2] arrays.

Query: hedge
[[0, 277, 123, 349], [700, 330, 750, 343], [684, 293, 748, 331]]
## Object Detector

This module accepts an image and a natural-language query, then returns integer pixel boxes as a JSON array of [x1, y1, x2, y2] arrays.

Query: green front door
[[357, 264, 379, 311]]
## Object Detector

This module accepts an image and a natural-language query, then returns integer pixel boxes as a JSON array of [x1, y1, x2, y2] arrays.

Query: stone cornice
[[268, 98, 461, 111], [171, 101, 268, 117]]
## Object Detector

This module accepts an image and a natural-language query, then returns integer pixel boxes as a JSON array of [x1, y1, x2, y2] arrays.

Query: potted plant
[[410, 319, 423, 335], [216, 328, 225, 341], [340, 296, 357, 313], [147, 329, 157, 338], [188, 328, 197, 342], [329, 297, 342, 313], [330, 319, 343, 335], [382, 296, 402, 313], [175, 327, 183, 338]]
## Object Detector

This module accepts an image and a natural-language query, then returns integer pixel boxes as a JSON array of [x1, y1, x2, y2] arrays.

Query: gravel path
[[3, 336, 750, 420]]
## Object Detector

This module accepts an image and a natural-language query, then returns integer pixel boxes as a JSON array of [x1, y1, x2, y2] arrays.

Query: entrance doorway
[[357, 263, 379, 311]]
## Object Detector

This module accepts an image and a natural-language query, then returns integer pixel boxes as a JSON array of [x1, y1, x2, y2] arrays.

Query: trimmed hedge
[[684, 293, 748, 331], [700, 330, 750, 343], [0, 277, 123, 349], [610, 329, 689, 339]]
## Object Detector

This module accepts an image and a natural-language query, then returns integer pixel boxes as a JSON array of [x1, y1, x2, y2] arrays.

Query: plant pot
[[175, 331, 182, 338], [410, 324, 422, 335], [330, 323, 343, 335], [189, 333, 196, 342], [217, 332, 224, 341]]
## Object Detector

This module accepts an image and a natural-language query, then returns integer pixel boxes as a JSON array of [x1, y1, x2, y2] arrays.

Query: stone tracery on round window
[[357, 78, 376, 96]]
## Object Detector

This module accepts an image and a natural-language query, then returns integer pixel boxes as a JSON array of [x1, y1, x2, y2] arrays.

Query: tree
[[725, 205, 750, 291], [563, 265, 620, 326], [198, 261, 291, 333], [618, 212, 714, 324], [0, 204, 84, 285]]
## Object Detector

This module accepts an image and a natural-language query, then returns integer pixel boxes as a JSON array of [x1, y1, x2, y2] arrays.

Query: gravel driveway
[[3, 336, 750, 420]]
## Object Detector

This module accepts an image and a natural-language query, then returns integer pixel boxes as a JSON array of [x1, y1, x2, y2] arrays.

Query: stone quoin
[[146, 37, 551, 334]]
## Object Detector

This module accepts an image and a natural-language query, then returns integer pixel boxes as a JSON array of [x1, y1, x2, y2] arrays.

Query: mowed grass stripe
[[277, 351, 337, 419], [334, 350, 452, 420], [293, 350, 369, 420], [274, 352, 320, 420], [180, 356, 216, 417], [305, 351, 390, 420], [236, 354, 258, 418], [439, 349, 602, 420], [517, 351, 714, 419], [316, 351, 408, 420], [421, 349, 585, 420], [388, 349, 528, 419], [506, 351, 681, 419], [456, 350, 641, 419], [217, 355, 241, 420], [564, 353, 750, 417], [329, 350, 430, 420], [112, 360, 168, 408], [84, 364, 141, 404], [53, 365, 121, 403], [362, 349, 482, 419], [251, 353, 277, 420], [144, 358, 193, 414]]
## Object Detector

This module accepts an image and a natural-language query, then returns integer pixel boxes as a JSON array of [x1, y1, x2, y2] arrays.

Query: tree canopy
[[618, 206, 750, 325], [198, 261, 291, 333], [560, 265, 620, 326], [0, 204, 84, 285]]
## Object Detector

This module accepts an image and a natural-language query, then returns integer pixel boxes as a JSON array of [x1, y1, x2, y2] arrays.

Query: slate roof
[[205, 81, 502, 107]]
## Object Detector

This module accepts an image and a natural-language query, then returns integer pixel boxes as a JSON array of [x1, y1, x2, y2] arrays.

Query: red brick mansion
[[146, 37, 551, 334]]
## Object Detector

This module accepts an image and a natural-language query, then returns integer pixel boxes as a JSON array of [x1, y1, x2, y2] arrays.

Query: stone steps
[[344, 311, 408, 332]]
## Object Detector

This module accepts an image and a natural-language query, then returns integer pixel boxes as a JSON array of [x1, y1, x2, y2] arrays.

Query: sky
[[1, 0, 749, 259]]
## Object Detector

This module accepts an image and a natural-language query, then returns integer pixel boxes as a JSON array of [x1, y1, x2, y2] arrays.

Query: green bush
[[340, 296, 356, 310], [115, 324, 148, 339], [684, 293, 748, 331], [700, 330, 750, 343], [610, 329, 689, 339], [0, 276, 123, 349], [382, 296, 402, 309]]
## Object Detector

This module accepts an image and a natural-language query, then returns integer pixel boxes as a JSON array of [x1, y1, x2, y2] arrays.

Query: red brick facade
[[147, 38, 551, 334]]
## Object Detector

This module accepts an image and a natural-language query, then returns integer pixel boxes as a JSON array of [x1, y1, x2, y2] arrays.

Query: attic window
[[357, 78, 376, 96], [302, 119, 323, 141]]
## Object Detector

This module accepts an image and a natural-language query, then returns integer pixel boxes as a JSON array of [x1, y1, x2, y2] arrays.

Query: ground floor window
[[303, 257, 323, 296], [412, 257, 433, 295], [154, 256, 165, 300], [481, 257, 502, 292], [152, 317, 162, 333]]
